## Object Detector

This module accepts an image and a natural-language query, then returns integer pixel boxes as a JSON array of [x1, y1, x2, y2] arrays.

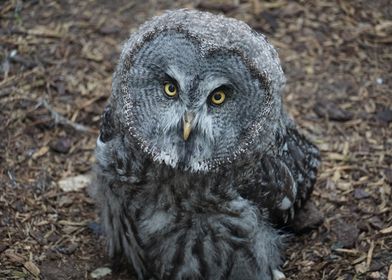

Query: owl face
[[113, 10, 285, 172], [119, 31, 279, 171]]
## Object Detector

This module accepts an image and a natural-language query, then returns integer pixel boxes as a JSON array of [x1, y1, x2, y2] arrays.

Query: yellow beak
[[183, 112, 194, 141]]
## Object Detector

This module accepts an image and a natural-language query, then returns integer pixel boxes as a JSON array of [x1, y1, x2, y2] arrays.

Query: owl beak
[[183, 112, 194, 141]]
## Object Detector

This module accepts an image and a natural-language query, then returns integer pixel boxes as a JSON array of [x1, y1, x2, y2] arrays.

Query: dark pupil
[[168, 84, 175, 92], [214, 93, 222, 100]]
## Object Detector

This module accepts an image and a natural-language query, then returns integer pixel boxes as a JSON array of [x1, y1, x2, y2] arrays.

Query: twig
[[366, 240, 375, 268], [118, 1, 136, 13], [0, 67, 38, 88], [40, 99, 98, 134]]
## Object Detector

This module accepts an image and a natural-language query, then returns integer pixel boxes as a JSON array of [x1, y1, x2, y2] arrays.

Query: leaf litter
[[1, 0, 391, 279]]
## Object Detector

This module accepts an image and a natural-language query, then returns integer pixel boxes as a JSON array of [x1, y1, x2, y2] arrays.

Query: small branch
[[40, 99, 98, 134]]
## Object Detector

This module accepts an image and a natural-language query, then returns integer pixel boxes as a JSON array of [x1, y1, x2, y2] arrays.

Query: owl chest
[[128, 183, 258, 279], [126, 176, 260, 269], [131, 177, 241, 238]]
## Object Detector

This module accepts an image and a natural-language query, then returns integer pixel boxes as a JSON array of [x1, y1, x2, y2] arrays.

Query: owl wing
[[95, 105, 149, 278], [237, 126, 320, 227]]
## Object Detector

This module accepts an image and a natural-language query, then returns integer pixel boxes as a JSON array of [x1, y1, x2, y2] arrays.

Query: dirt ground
[[1, 0, 391, 279]]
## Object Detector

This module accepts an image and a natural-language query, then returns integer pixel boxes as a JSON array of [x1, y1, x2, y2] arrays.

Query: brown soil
[[1, 0, 391, 279]]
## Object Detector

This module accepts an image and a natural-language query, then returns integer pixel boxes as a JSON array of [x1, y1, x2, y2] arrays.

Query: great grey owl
[[93, 9, 320, 280]]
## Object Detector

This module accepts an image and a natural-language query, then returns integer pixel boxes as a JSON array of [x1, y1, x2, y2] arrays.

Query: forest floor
[[1, 0, 391, 279]]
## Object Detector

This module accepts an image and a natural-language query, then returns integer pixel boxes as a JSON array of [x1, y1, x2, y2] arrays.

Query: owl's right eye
[[163, 81, 178, 98]]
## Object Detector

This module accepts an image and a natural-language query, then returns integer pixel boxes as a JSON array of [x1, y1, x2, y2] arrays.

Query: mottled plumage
[[93, 9, 320, 280]]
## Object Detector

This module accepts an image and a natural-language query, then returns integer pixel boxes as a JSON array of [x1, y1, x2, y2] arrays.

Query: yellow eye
[[164, 82, 177, 97], [210, 90, 226, 105]]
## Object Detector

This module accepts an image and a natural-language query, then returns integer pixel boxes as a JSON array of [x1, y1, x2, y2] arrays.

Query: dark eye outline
[[162, 75, 179, 99], [209, 86, 229, 106]]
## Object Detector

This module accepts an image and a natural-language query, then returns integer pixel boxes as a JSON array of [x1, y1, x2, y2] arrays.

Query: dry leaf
[[5, 251, 25, 263], [90, 267, 112, 279], [24, 261, 40, 277], [32, 146, 49, 159], [58, 174, 93, 192], [380, 226, 392, 234]]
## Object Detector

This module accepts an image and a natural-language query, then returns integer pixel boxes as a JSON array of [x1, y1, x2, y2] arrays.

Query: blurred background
[[0, 0, 391, 279]]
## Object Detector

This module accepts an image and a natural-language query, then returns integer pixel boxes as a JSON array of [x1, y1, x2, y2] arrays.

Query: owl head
[[110, 9, 286, 172]]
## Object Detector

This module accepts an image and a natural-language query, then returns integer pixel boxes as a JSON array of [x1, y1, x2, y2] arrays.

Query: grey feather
[[93, 9, 320, 280]]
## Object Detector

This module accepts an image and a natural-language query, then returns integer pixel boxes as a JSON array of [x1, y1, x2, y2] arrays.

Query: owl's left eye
[[163, 81, 178, 98], [210, 89, 226, 106]]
